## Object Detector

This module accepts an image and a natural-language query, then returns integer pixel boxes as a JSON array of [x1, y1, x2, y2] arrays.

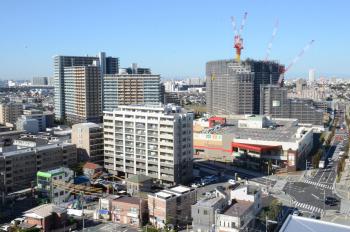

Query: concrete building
[[0, 103, 23, 125], [192, 188, 229, 232], [193, 115, 314, 172], [148, 186, 196, 228], [0, 143, 77, 194], [63, 64, 102, 124], [309, 69, 315, 83], [54, 52, 118, 121], [111, 196, 148, 227], [206, 59, 283, 115], [296, 79, 307, 94], [260, 85, 324, 126], [103, 104, 193, 185], [120, 63, 151, 75], [16, 117, 39, 134], [71, 123, 104, 164], [22, 110, 54, 131], [32, 77, 48, 86], [36, 167, 74, 204], [103, 74, 161, 110]]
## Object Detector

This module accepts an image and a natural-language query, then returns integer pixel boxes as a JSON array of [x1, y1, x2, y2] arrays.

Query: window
[[203, 210, 208, 215], [231, 222, 235, 228]]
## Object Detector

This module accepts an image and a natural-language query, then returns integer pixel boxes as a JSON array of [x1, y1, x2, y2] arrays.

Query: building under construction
[[206, 59, 283, 115]]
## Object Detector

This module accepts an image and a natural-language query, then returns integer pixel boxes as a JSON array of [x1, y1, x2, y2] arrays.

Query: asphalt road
[[283, 126, 347, 215]]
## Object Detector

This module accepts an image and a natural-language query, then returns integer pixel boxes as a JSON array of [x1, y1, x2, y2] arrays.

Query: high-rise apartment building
[[103, 74, 161, 110], [54, 52, 118, 121], [119, 63, 151, 75], [103, 105, 193, 186], [309, 69, 315, 83], [64, 64, 101, 124], [71, 123, 104, 164], [32, 77, 48, 86], [0, 103, 23, 125], [206, 59, 283, 115]]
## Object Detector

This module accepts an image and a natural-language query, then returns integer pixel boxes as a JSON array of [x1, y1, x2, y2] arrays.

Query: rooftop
[[279, 215, 350, 232], [113, 196, 141, 205], [196, 118, 309, 143], [24, 203, 66, 219], [222, 200, 253, 217]]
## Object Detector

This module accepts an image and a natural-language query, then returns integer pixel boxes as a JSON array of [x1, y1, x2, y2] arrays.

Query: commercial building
[[54, 52, 118, 121], [148, 186, 196, 228], [206, 59, 283, 115], [103, 74, 161, 110], [16, 117, 39, 134], [119, 63, 151, 75], [0, 143, 77, 194], [260, 85, 324, 125], [36, 167, 74, 204], [71, 123, 104, 164], [103, 104, 193, 185], [22, 110, 54, 131], [0, 103, 23, 125], [193, 115, 314, 172], [32, 77, 48, 86], [63, 64, 102, 124]]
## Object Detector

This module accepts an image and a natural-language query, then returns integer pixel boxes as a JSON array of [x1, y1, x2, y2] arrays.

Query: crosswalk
[[303, 179, 334, 190], [293, 200, 324, 214]]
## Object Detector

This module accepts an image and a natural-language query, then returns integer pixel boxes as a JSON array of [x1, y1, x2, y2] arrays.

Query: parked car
[[292, 209, 301, 216]]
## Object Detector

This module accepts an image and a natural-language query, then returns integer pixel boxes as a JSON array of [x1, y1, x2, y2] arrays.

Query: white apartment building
[[103, 104, 193, 185]]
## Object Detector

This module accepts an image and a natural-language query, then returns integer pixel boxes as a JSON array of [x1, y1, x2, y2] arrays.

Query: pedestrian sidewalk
[[334, 158, 350, 200]]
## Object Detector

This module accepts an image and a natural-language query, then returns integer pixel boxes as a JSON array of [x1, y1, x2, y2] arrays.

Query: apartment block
[[0, 103, 23, 125], [64, 64, 101, 124], [148, 186, 196, 228], [103, 105, 193, 185], [54, 52, 118, 121], [32, 76, 48, 85], [206, 59, 283, 115], [71, 123, 104, 164], [0, 143, 77, 194], [103, 74, 161, 110]]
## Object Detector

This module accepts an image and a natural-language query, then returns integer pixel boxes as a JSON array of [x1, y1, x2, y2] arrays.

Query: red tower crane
[[231, 12, 248, 62], [278, 40, 315, 86]]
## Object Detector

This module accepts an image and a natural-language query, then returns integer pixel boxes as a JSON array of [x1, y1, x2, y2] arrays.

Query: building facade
[[206, 59, 283, 115], [64, 65, 102, 124], [103, 105, 193, 186], [53, 52, 118, 121], [32, 77, 48, 85], [148, 186, 196, 228], [0, 143, 77, 193], [103, 74, 161, 110], [71, 123, 104, 164], [0, 103, 23, 125]]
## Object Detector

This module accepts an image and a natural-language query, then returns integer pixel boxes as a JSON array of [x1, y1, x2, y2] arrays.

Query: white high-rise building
[[103, 104, 193, 186], [309, 69, 315, 83]]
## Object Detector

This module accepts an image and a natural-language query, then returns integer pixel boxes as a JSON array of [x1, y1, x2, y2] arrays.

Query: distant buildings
[[119, 63, 151, 75], [148, 186, 196, 228], [103, 74, 161, 110], [206, 59, 283, 115], [103, 104, 193, 185], [53, 52, 119, 122], [308, 69, 315, 83], [0, 103, 23, 125], [71, 123, 104, 164], [32, 76, 48, 85]]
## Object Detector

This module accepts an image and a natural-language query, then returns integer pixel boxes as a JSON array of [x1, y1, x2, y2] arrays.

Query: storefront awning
[[232, 142, 281, 153]]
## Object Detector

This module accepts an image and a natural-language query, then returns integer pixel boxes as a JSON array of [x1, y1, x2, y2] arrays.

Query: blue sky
[[1, 0, 349, 80]]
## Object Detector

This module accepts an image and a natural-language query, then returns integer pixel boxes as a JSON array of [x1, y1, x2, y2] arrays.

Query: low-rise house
[[111, 196, 148, 227], [215, 185, 262, 232], [83, 162, 103, 179], [22, 203, 68, 232], [148, 186, 196, 229], [192, 188, 229, 232]]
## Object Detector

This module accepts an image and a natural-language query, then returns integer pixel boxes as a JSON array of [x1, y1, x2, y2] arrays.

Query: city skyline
[[1, 0, 350, 80]]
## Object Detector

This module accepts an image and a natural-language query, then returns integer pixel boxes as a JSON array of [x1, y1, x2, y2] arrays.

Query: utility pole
[[81, 192, 85, 231]]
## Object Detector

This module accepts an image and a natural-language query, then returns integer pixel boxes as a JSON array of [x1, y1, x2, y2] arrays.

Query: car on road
[[292, 209, 302, 216]]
